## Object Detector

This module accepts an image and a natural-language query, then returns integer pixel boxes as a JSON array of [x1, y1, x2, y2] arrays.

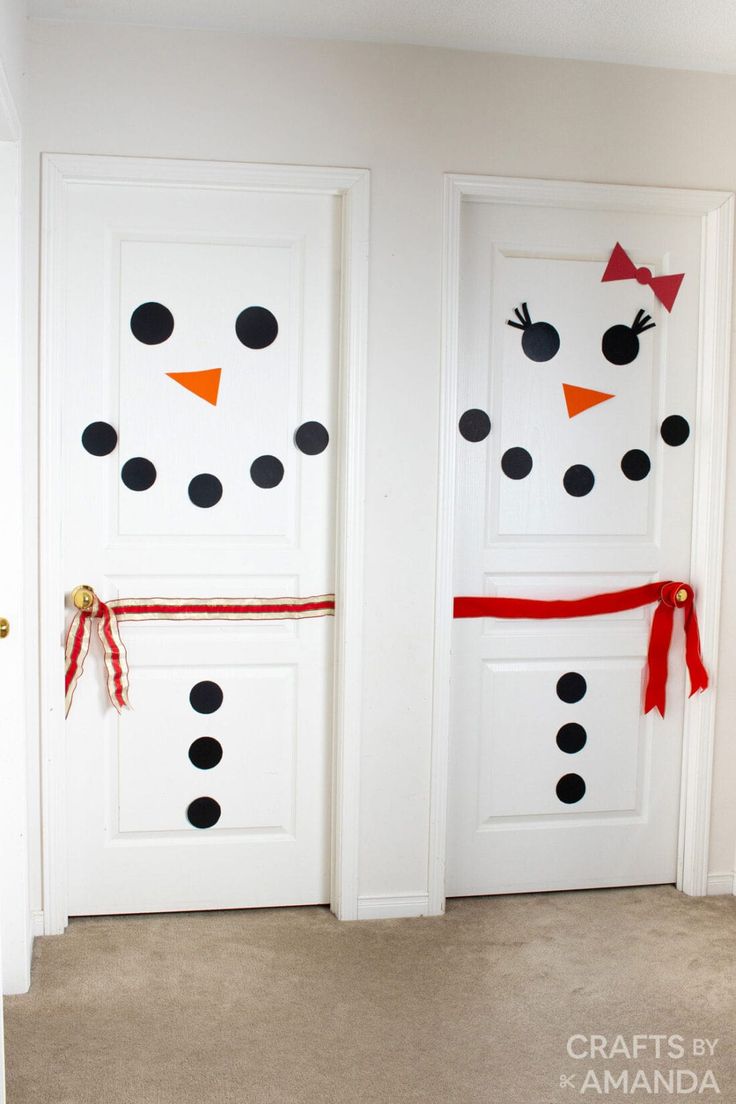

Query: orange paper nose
[[563, 383, 615, 418], [167, 368, 221, 406]]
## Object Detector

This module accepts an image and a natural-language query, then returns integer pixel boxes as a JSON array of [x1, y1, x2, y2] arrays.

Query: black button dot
[[250, 455, 284, 489], [130, 302, 174, 345], [621, 449, 651, 481], [187, 796, 221, 829], [556, 773, 586, 804], [563, 464, 595, 497], [660, 415, 690, 447], [235, 306, 278, 349], [188, 737, 223, 771], [121, 457, 156, 491], [82, 421, 118, 457], [501, 447, 533, 480], [556, 723, 587, 754], [458, 408, 491, 443], [522, 322, 560, 363], [556, 672, 587, 703], [188, 473, 223, 508], [189, 680, 223, 715], [295, 421, 329, 455]]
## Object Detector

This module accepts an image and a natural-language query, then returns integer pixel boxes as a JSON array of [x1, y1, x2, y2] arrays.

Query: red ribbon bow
[[453, 581, 708, 717], [602, 243, 685, 313]]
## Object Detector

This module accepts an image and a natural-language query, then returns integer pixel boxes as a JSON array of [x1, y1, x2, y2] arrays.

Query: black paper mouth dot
[[130, 302, 174, 345], [660, 415, 690, 447], [121, 457, 157, 491], [501, 447, 533, 480], [556, 672, 587, 703], [188, 473, 223, 508], [458, 408, 492, 442], [186, 796, 221, 829], [556, 773, 586, 804], [295, 421, 329, 455], [235, 306, 278, 349], [189, 680, 223, 715], [556, 722, 587, 754], [188, 737, 223, 771], [563, 464, 595, 497], [621, 449, 651, 481], [250, 455, 284, 489], [82, 421, 118, 457]]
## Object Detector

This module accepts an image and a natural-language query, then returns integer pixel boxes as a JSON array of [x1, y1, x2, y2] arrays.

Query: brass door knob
[[71, 585, 96, 611], [0, 618, 9, 639]]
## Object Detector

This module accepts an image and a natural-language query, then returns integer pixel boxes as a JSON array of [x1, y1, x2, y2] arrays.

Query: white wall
[[22, 22, 736, 915], [0, 0, 24, 134]]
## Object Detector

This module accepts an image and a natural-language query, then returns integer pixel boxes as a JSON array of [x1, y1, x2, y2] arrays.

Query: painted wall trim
[[30, 911, 44, 937], [429, 174, 734, 914], [356, 894, 430, 920], [39, 154, 369, 931], [706, 872, 735, 896]]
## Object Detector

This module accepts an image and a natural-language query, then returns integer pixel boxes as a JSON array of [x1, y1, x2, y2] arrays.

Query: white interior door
[[57, 165, 339, 915], [448, 193, 705, 896]]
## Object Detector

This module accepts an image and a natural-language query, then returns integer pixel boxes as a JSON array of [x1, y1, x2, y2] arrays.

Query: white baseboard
[[706, 872, 735, 895], [31, 909, 45, 936], [356, 893, 431, 920]]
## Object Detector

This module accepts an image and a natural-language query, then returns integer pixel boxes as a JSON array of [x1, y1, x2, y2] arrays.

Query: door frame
[[39, 153, 369, 932], [429, 173, 734, 912]]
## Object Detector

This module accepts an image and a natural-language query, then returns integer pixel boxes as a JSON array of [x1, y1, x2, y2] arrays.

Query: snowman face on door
[[80, 239, 329, 538], [458, 254, 690, 539]]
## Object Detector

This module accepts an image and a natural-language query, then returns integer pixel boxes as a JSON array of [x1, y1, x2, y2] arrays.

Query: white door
[[57, 165, 339, 915], [448, 193, 705, 895]]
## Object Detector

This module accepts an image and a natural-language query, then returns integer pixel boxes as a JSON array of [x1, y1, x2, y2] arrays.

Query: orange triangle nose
[[167, 368, 221, 406], [563, 383, 615, 418]]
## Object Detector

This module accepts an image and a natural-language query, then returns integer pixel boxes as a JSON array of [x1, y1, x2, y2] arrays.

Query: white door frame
[[429, 174, 734, 913], [39, 154, 369, 933]]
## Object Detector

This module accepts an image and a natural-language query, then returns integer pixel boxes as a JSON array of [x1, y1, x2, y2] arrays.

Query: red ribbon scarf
[[454, 581, 708, 717], [64, 593, 335, 717]]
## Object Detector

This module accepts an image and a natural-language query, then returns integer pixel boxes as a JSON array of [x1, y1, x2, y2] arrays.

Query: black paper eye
[[506, 302, 560, 362], [602, 309, 655, 366], [130, 302, 174, 345]]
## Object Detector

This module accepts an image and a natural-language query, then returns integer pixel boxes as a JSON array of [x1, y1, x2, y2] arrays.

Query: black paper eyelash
[[631, 309, 656, 335], [506, 302, 533, 331]]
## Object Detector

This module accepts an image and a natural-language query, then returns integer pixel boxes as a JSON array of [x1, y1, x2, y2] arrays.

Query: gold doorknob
[[71, 585, 96, 611], [675, 588, 688, 604], [0, 618, 9, 639]]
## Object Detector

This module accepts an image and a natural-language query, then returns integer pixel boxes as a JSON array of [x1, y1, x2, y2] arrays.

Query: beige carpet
[[4, 886, 735, 1104]]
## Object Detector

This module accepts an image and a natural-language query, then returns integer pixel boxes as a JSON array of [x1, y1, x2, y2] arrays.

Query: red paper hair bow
[[602, 242, 685, 313]]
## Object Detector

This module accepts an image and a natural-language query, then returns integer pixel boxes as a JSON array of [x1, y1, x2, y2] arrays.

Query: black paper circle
[[121, 457, 157, 491], [556, 773, 586, 804], [189, 680, 223, 715], [501, 447, 533, 480], [563, 464, 595, 497], [188, 737, 223, 770], [188, 473, 223, 508], [621, 449, 651, 481], [522, 322, 560, 363], [235, 306, 278, 349], [82, 421, 118, 457], [187, 796, 221, 829], [660, 415, 690, 447], [130, 302, 174, 345], [295, 421, 329, 455], [458, 409, 491, 442], [556, 672, 587, 704], [556, 723, 587, 754], [601, 324, 639, 366], [250, 455, 284, 489]]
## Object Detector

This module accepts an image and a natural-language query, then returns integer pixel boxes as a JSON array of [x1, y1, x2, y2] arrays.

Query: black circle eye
[[235, 306, 278, 349], [130, 302, 174, 345], [521, 322, 560, 362], [602, 324, 639, 365]]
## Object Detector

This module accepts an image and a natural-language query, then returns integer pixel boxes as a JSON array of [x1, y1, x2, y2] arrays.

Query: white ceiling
[[27, 0, 736, 75]]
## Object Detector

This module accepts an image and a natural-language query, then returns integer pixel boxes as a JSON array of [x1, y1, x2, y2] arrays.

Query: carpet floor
[[4, 886, 735, 1103]]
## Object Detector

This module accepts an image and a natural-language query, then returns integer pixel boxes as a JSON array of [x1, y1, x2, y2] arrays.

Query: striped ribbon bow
[[454, 581, 708, 717], [64, 592, 335, 717]]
